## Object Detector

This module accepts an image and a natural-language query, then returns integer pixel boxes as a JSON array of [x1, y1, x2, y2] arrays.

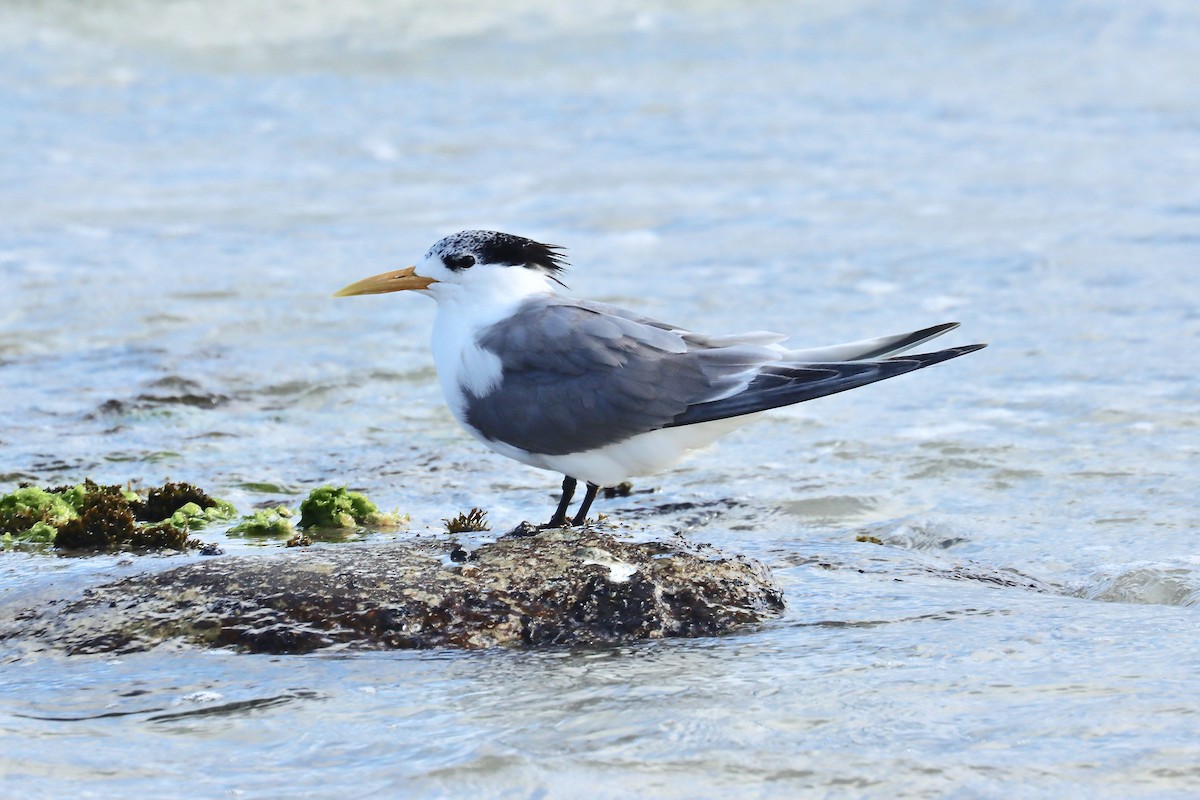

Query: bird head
[[334, 230, 568, 302]]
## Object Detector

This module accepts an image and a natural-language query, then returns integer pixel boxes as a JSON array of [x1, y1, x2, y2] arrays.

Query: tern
[[336, 230, 985, 528]]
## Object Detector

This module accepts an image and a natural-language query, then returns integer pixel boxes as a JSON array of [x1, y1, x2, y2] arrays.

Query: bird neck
[[432, 267, 559, 325]]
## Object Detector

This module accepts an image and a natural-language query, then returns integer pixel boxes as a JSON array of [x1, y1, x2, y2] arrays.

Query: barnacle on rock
[[3, 528, 787, 653]]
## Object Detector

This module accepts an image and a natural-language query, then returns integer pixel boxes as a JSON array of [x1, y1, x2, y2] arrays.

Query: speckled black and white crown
[[426, 230, 568, 274]]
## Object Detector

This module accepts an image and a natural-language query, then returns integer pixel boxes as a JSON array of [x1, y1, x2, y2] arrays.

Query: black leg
[[546, 476, 577, 527], [571, 482, 600, 526]]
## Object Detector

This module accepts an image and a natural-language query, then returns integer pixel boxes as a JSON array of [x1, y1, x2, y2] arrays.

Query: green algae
[[0, 480, 236, 552], [3, 480, 409, 552], [23, 521, 58, 542], [0, 487, 77, 539], [228, 506, 296, 537], [165, 499, 237, 530], [1, 521, 58, 548], [298, 485, 407, 530]]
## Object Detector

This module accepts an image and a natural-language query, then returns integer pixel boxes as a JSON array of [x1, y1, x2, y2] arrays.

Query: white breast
[[428, 268, 556, 429], [431, 308, 503, 425]]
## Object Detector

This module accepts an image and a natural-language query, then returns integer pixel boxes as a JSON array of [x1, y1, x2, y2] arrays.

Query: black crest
[[431, 230, 568, 275]]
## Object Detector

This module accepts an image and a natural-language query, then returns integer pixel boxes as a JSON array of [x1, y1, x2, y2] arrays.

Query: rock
[[2, 528, 784, 655]]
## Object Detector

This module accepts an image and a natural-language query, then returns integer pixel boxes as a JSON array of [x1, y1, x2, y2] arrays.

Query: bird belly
[[514, 417, 747, 487]]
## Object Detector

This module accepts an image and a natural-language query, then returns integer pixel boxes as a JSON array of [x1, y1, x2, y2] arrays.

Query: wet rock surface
[[3, 528, 784, 655]]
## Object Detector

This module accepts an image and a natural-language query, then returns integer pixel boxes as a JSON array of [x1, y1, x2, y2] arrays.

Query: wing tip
[[890, 342, 988, 367]]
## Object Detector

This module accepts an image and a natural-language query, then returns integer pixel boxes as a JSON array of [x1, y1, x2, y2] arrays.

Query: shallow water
[[3, 0, 1200, 796]]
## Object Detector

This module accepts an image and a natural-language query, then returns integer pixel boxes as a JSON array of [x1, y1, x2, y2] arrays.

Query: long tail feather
[[782, 322, 961, 362], [666, 343, 986, 427]]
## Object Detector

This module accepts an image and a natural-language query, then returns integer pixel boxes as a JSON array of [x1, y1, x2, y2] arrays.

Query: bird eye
[[444, 254, 476, 270]]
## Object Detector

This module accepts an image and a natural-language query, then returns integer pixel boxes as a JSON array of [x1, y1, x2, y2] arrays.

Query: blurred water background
[[2, 0, 1199, 796]]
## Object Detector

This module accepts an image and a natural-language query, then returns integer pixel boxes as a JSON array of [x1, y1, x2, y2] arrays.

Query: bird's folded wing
[[467, 298, 779, 455], [467, 296, 984, 456]]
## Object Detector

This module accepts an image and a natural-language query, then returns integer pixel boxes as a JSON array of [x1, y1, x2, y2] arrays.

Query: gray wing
[[466, 298, 777, 455], [574, 299, 957, 359], [466, 296, 985, 456]]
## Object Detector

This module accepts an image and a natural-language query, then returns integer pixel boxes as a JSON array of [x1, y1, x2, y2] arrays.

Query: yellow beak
[[333, 266, 437, 297]]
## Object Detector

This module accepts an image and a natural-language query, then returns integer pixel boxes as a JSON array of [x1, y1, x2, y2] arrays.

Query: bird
[[335, 230, 986, 528]]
